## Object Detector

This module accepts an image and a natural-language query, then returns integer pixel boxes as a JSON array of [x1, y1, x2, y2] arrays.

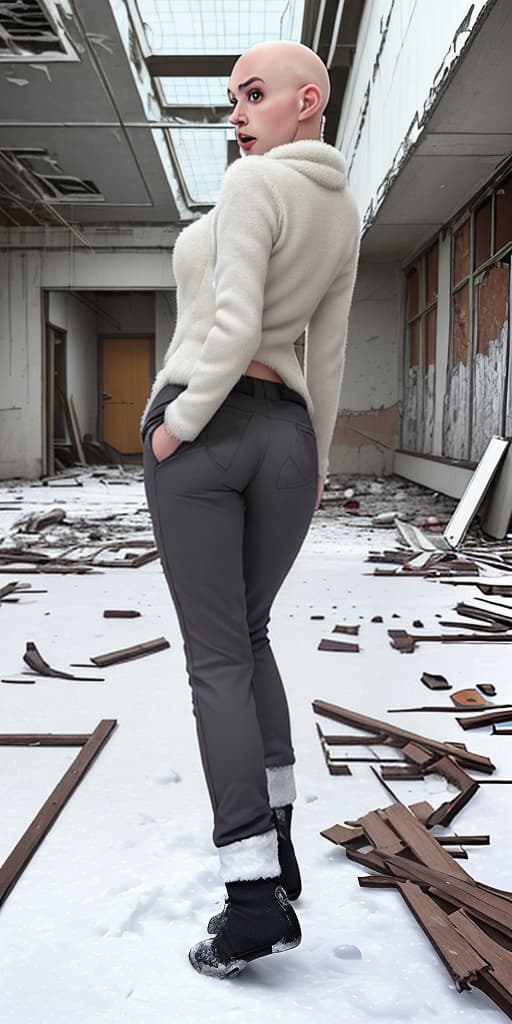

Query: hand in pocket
[[151, 422, 182, 462]]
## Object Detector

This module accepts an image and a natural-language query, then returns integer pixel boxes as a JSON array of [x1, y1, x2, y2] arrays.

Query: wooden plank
[[320, 823, 364, 846], [0, 720, 117, 907], [425, 782, 479, 828], [382, 856, 512, 936], [457, 708, 512, 731], [450, 909, 512, 996], [354, 811, 405, 854], [322, 733, 386, 745], [401, 743, 436, 767], [318, 639, 359, 653], [381, 765, 424, 780], [90, 637, 170, 667], [382, 803, 473, 881], [408, 800, 436, 823], [396, 882, 489, 988], [312, 699, 496, 772], [358, 874, 399, 889], [437, 835, 490, 846], [0, 734, 89, 746]]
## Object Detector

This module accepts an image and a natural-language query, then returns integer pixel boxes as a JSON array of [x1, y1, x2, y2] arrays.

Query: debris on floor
[[321, 798, 512, 1018]]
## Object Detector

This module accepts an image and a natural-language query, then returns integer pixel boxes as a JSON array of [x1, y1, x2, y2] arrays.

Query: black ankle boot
[[273, 803, 302, 900], [207, 804, 301, 935], [190, 877, 301, 978]]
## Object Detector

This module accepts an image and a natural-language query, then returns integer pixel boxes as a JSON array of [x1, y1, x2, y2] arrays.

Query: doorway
[[100, 336, 153, 453], [45, 324, 67, 476]]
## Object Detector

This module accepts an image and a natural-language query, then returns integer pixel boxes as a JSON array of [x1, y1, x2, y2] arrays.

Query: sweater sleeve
[[164, 159, 281, 441], [304, 196, 360, 480]]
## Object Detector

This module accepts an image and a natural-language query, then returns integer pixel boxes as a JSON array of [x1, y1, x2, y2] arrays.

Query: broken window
[[445, 171, 512, 461], [474, 197, 492, 269], [495, 171, 512, 253], [452, 284, 470, 366], [452, 219, 470, 286], [407, 267, 419, 319], [425, 241, 438, 306], [403, 248, 438, 455]]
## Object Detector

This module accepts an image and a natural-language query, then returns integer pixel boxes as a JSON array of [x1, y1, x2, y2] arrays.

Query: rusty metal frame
[[0, 720, 117, 908]]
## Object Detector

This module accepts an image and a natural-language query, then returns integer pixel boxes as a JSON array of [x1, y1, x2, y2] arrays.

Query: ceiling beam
[[146, 54, 241, 78]]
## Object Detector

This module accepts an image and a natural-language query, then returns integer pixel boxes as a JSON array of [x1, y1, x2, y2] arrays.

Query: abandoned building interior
[[0, 0, 511, 497], [3, 0, 512, 1018]]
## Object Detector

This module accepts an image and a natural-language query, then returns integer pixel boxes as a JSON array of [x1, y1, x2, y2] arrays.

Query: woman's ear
[[299, 85, 323, 117]]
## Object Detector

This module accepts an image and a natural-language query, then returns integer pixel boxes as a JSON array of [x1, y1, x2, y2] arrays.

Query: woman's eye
[[228, 89, 262, 106]]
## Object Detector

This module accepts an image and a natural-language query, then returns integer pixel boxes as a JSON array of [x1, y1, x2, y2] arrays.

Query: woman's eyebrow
[[227, 77, 265, 100]]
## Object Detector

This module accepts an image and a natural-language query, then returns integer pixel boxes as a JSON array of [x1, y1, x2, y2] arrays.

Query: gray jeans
[[141, 378, 317, 848]]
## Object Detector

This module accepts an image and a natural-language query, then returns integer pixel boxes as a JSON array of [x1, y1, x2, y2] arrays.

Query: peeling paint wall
[[403, 366, 420, 452], [422, 362, 435, 454], [443, 360, 471, 460], [471, 263, 509, 459], [337, 0, 491, 230], [472, 322, 508, 459]]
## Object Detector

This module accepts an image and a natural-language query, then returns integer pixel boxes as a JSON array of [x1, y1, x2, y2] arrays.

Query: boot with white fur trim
[[207, 803, 301, 934], [189, 877, 301, 978]]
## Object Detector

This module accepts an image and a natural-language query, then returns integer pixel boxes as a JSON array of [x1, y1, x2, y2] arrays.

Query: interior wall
[[95, 291, 155, 336], [154, 291, 176, 372], [48, 291, 98, 439], [0, 250, 43, 479], [330, 260, 402, 475], [337, 0, 491, 226]]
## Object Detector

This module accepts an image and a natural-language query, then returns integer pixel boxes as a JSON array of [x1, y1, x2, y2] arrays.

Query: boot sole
[[189, 934, 301, 978]]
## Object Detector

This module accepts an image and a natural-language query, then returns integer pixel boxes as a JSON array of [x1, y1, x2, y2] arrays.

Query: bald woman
[[141, 39, 360, 977]]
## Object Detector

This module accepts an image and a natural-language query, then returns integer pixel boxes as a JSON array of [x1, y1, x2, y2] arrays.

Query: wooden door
[[102, 337, 151, 453]]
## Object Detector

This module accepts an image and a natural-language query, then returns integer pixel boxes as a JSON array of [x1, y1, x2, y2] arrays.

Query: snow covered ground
[[1, 471, 510, 1024]]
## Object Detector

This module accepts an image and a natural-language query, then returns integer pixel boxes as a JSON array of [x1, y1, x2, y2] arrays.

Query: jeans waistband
[[231, 375, 307, 407]]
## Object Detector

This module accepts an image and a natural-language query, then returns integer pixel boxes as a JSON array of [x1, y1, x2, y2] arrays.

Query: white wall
[[330, 261, 402, 475], [0, 251, 44, 479], [338, 0, 490, 225]]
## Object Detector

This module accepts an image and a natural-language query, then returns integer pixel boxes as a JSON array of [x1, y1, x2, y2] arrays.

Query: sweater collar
[[261, 139, 347, 190]]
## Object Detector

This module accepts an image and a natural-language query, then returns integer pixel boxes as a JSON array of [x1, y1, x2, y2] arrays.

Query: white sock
[[266, 764, 296, 808]]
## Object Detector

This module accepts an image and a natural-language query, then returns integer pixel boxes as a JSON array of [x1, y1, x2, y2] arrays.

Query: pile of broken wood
[[316, 698, 512, 1018], [323, 800, 512, 1018], [0, 505, 157, 575]]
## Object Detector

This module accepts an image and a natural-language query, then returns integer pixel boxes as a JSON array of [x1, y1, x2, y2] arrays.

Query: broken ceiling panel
[[0, 0, 78, 61]]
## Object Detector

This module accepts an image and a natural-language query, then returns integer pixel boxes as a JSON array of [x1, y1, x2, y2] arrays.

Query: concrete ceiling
[[0, 2, 182, 225], [361, 0, 512, 263]]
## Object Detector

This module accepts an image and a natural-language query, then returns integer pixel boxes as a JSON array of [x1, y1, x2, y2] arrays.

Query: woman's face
[[227, 59, 302, 156]]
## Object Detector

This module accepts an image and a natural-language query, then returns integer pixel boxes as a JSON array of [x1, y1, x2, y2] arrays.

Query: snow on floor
[[1, 472, 510, 1024]]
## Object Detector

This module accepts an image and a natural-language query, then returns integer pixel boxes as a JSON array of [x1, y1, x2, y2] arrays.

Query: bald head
[[228, 41, 330, 154], [235, 41, 330, 114]]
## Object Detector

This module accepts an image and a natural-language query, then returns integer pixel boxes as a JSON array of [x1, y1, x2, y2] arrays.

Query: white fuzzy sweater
[[144, 139, 360, 478]]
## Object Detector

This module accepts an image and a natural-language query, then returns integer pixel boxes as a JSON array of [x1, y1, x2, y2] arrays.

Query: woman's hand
[[151, 422, 182, 462], [315, 475, 324, 510]]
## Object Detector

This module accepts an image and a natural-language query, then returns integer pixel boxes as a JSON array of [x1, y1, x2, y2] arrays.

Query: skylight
[[135, 0, 305, 204]]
